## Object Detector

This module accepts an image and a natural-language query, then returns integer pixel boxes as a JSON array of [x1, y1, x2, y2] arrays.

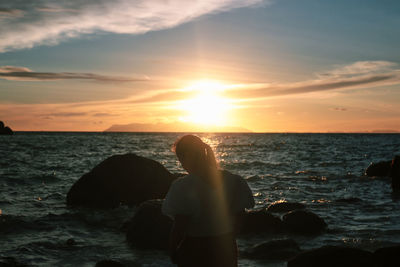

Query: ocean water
[[1, 132, 400, 266]]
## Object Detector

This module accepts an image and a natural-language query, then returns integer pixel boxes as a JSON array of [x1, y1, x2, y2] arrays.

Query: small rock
[[266, 201, 305, 213], [95, 260, 125, 267], [282, 210, 327, 235], [0, 121, 13, 135], [0, 257, 27, 267], [66, 238, 76, 246], [373, 245, 400, 267], [365, 161, 391, 177], [335, 197, 362, 204], [240, 208, 283, 234], [244, 239, 301, 260], [288, 246, 374, 267]]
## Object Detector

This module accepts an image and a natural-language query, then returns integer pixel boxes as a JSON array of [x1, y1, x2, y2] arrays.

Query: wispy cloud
[[0, 66, 147, 82], [113, 61, 400, 104], [0, 8, 23, 17], [224, 61, 400, 100], [43, 112, 88, 117], [0, 0, 264, 52]]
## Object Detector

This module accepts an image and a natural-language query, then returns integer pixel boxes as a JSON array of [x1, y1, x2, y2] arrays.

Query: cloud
[[330, 107, 347, 112], [117, 61, 400, 104], [224, 61, 400, 100], [43, 112, 87, 117], [0, 8, 23, 17], [0, 66, 147, 82], [0, 0, 264, 52]]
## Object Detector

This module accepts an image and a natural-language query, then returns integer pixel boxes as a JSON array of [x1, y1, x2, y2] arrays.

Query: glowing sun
[[178, 80, 234, 126]]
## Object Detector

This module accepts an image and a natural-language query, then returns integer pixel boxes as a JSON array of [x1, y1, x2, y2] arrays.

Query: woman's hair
[[172, 135, 219, 181]]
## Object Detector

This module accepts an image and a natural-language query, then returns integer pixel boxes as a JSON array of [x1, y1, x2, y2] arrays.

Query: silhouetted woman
[[162, 135, 255, 267]]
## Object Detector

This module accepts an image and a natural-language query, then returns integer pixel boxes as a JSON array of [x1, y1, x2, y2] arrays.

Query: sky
[[0, 0, 399, 132]]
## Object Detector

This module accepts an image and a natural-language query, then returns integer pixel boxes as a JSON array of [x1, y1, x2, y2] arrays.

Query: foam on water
[[1, 132, 400, 266]]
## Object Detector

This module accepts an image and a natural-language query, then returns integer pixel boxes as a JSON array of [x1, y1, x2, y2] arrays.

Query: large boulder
[[266, 201, 305, 213], [243, 239, 301, 260], [373, 245, 400, 267], [125, 199, 172, 250], [287, 246, 374, 267], [0, 121, 13, 135], [365, 161, 392, 177], [66, 154, 177, 208], [240, 208, 283, 234], [282, 210, 327, 235]]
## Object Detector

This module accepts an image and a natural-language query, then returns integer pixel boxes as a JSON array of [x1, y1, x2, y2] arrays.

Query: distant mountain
[[104, 121, 251, 133]]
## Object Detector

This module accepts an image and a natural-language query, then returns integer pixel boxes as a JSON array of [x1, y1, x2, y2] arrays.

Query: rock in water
[[240, 208, 283, 234], [282, 210, 327, 235], [95, 260, 125, 267], [365, 161, 392, 177], [66, 154, 177, 208], [266, 201, 305, 213], [373, 245, 400, 267], [243, 239, 301, 260], [288, 246, 374, 267], [0, 121, 14, 135], [125, 199, 172, 250]]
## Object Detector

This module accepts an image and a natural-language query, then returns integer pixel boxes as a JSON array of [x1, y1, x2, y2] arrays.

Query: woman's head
[[173, 135, 218, 176]]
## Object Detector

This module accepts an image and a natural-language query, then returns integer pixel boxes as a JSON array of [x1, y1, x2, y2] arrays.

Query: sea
[[1, 132, 400, 266]]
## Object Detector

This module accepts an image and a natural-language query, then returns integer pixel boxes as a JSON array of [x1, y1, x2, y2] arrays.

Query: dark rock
[[282, 210, 327, 235], [0, 121, 13, 135], [95, 260, 125, 267], [240, 208, 283, 234], [390, 156, 400, 192], [335, 197, 362, 203], [266, 201, 305, 213], [0, 257, 28, 267], [66, 238, 76, 246], [66, 154, 177, 208], [365, 161, 392, 177], [373, 245, 400, 267], [125, 199, 172, 250], [287, 246, 374, 267], [243, 239, 301, 260]]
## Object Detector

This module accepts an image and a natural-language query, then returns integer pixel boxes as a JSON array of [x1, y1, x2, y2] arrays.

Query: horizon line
[[11, 130, 400, 134]]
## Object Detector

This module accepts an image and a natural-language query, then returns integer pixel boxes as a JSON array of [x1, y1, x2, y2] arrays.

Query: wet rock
[[95, 260, 125, 267], [243, 239, 301, 260], [390, 156, 400, 192], [335, 197, 362, 203], [287, 246, 374, 267], [365, 161, 391, 177], [240, 208, 283, 234], [282, 210, 327, 235], [373, 245, 400, 267], [0, 257, 27, 267], [66, 238, 76, 246], [266, 201, 305, 213], [0, 121, 13, 135], [66, 154, 177, 208], [125, 199, 172, 250]]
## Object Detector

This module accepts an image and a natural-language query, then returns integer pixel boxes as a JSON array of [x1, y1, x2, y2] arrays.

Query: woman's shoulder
[[171, 174, 196, 188], [219, 169, 244, 181]]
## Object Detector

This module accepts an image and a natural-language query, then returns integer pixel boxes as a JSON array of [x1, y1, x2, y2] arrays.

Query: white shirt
[[162, 170, 255, 237]]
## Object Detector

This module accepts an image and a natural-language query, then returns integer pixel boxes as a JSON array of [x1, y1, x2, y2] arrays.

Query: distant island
[[104, 122, 251, 133], [0, 121, 13, 135]]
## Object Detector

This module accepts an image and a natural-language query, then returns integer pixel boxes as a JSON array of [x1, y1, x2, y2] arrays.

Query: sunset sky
[[1, 0, 399, 132]]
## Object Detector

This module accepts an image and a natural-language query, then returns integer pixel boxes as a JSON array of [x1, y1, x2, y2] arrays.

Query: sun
[[177, 80, 234, 126]]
